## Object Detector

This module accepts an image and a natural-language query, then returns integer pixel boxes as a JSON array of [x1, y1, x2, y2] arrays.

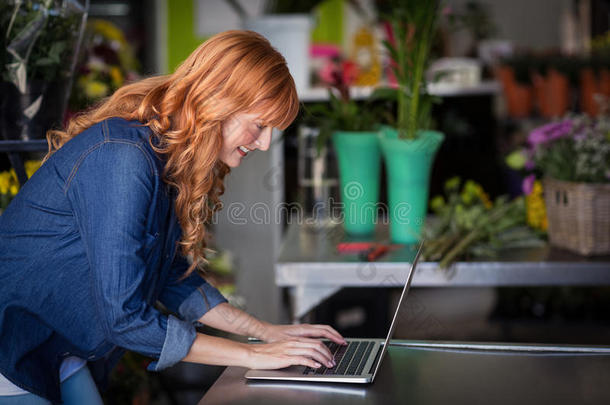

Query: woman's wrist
[[183, 333, 252, 367], [248, 318, 272, 341]]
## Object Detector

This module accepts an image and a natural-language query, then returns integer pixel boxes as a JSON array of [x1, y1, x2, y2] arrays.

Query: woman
[[0, 30, 345, 404]]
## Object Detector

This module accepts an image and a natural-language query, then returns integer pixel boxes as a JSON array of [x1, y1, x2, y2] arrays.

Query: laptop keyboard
[[303, 341, 375, 376]]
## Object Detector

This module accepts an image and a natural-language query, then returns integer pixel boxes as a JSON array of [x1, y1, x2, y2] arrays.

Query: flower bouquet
[[422, 177, 543, 268], [375, 0, 445, 243], [507, 115, 610, 254], [0, 0, 88, 140], [69, 20, 139, 112]]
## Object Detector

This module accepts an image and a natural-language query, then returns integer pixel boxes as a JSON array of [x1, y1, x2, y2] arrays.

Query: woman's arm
[[198, 302, 346, 344], [183, 332, 336, 370], [195, 302, 347, 369]]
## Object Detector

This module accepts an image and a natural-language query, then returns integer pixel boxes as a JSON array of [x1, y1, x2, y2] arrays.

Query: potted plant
[[508, 115, 610, 255], [0, 0, 88, 140], [579, 53, 610, 117], [496, 54, 533, 118], [377, 0, 445, 244], [308, 58, 383, 235], [545, 55, 577, 118]]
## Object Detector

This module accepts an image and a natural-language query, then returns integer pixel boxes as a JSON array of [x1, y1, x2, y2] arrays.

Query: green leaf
[[381, 39, 399, 62], [48, 41, 67, 61], [370, 87, 398, 101]]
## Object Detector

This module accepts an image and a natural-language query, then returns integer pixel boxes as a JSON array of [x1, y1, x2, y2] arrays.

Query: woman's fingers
[[295, 356, 323, 369], [311, 325, 347, 344], [248, 338, 342, 370], [285, 347, 334, 368], [290, 339, 335, 367], [296, 324, 347, 345]]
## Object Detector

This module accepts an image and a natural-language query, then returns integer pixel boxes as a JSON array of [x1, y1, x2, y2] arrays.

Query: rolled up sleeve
[[148, 315, 196, 371], [160, 253, 228, 324], [66, 140, 195, 370]]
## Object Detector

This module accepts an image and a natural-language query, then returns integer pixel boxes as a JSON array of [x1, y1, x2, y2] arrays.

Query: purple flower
[[525, 160, 535, 170], [522, 174, 536, 195], [528, 128, 548, 146], [528, 120, 573, 147]]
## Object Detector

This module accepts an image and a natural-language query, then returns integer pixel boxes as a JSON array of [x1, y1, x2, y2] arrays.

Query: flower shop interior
[[1, 0, 610, 404]]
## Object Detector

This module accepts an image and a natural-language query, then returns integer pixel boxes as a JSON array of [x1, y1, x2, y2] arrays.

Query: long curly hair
[[45, 30, 299, 276]]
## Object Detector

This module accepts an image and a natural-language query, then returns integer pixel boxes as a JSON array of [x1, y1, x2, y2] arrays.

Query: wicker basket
[[543, 178, 610, 255]]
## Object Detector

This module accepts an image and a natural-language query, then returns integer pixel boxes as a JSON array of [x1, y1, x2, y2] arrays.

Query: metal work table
[[276, 223, 610, 321], [199, 341, 610, 405]]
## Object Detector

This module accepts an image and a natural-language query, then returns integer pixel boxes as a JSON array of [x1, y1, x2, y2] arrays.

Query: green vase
[[378, 127, 444, 243], [332, 131, 381, 235]]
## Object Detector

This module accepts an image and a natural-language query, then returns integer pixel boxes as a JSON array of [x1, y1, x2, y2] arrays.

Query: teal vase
[[332, 131, 381, 235], [378, 127, 444, 243]]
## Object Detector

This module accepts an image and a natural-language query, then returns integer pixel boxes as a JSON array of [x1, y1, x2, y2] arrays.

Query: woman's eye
[[256, 123, 265, 130]]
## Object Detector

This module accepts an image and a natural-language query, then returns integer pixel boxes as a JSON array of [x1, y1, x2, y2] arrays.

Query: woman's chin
[[223, 157, 242, 168], [219, 153, 243, 168]]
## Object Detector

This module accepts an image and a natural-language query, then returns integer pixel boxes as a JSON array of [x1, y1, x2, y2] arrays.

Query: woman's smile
[[237, 145, 250, 157], [220, 112, 271, 167]]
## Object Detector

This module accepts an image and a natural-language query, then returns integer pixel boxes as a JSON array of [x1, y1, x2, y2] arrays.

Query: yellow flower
[[525, 180, 547, 231], [461, 180, 482, 205], [91, 20, 126, 45], [84, 81, 109, 99], [444, 176, 461, 193], [25, 160, 41, 179], [0, 172, 10, 194], [9, 184, 18, 196], [430, 195, 445, 212], [109, 66, 123, 88]]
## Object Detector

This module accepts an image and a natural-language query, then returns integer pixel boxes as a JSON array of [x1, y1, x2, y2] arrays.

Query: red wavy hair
[[45, 30, 299, 276]]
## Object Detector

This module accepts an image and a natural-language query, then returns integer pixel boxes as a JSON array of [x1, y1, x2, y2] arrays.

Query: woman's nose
[[254, 127, 272, 151]]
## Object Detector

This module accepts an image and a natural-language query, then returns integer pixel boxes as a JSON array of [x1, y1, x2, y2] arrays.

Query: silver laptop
[[245, 241, 423, 384]]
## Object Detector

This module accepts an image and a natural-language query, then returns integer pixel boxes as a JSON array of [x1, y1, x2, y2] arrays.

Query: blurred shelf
[[276, 222, 610, 320], [299, 80, 501, 102], [0, 139, 48, 153]]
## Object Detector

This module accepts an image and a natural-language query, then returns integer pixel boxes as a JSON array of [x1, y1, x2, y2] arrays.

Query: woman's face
[[220, 112, 272, 167]]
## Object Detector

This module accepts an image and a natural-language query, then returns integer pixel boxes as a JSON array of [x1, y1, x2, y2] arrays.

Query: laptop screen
[[371, 241, 424, 378]]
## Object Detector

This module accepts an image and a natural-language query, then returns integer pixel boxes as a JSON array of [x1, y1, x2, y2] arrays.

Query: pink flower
[[318, 60, 338, 85], [341, 61, 359, 85], [522, 174, 536, 195]]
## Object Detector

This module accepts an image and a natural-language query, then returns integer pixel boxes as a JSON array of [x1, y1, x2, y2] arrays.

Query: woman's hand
[[245, 338, 338, 370], [260, 323, 347, 346]]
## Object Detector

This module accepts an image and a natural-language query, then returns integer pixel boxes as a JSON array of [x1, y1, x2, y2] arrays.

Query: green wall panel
[[312, 0, 344, 45], [167, 0, 207, 73]]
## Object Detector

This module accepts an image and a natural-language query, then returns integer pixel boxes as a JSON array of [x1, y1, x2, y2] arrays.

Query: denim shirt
[[0, 118, 227, 402]]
